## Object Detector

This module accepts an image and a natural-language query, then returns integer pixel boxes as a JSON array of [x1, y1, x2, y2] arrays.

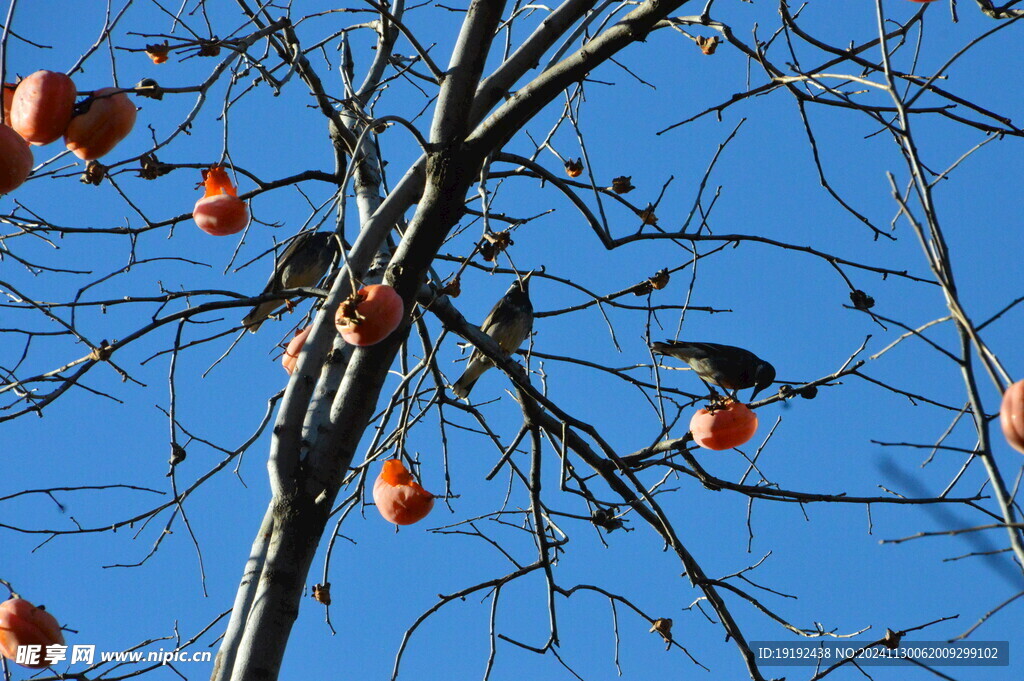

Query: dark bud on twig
[[777, 384, 795, 399], [799, 385, 818, 400], [197, 39, 222, 57], [591, 507, 625, 532], [135, 78, 163, 100], [850, 289, 875, 310]]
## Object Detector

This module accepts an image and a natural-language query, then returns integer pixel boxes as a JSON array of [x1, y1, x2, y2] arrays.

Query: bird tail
[[241, 301, 281, 333], [452, 359, 487, 399]]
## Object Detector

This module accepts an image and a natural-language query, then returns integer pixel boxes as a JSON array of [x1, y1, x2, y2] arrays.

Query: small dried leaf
[[139, 153, 172, 180], [695, 36, 720, 55], [197, 40, 222, 57], [565, 158, 584, 178], [146, 42, 170, 64], [80, 160, 107, 186], [611, 176, 635, 194], [640, 204, 658, 226], [649, 617, 673, 643], [882, 628, 901, 650], [313, 583, 332, 606], [442, 276, 462, 298], [649, 269, 670, 290], [480, 231, 513, 262]]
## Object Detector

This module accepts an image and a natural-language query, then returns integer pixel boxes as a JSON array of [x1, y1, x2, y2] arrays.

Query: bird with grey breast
[[241, 231, 340, 332], [650, 340, 776, 401], [452, 273, 534, 399]]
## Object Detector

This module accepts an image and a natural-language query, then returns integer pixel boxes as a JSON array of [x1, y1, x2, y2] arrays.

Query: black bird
[[453, 273, 534, 399], [650, 340, 775, 400], [242, 231, 339, 332]]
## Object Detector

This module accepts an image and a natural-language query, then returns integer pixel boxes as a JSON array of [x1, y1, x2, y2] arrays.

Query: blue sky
[[2, 1, 1023, 679]]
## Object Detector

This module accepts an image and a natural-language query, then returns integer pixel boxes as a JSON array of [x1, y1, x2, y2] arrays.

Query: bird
[[241, 231, 340, 332], [452, 273, 534, 399], [650, 340, 776, 401]]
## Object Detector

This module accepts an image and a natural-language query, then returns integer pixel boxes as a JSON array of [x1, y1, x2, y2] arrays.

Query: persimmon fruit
[[64, 87, 137, 160], [9, 70, 77, 145], [0, 124, 33, 194], [2, 83, 15, 124], [1000, 379, 1024, 454], [193, 166, 249, 236], [281, 326, 314, 375], [335, 284, 404, 346], [0, 597, 65, 669], [689, 400, 758, 450], [373, 459, 435, 525]]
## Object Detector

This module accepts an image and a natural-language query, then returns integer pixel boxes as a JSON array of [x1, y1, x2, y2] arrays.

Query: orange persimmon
[[335, 284, 404, 347], [0, 124, 32, 193], [9, 70, 76, 145], [2, 83, 15, 124], [193, 166, 249, 236], [0, 597, 65, 669], [64, 87, 137, 160], [689, 400, 758, 450], [1000, 379, 1024, 454], [281, 326, 314, 375], [373, 459, 434, 525]]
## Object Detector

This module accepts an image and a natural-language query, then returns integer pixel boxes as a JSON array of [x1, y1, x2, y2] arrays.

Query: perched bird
[[650, 340, 776, 400], [242, 231, 339, 332], [453, 273, 534, 399]]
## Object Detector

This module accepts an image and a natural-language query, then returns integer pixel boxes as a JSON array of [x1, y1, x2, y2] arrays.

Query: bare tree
[[2, 1, 1023, 680]]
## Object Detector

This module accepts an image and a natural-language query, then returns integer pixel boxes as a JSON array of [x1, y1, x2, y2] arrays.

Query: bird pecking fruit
[[373, 459, 435, 525]]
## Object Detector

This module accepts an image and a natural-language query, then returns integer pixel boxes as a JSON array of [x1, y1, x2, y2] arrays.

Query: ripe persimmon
[[281, 326, 314, 375], [9, 70, 76, 145], [64, 87, 137, 160], [1000, 380, 1024, 454], [689, 400, 758, 450], [0, 598, 65, 669], [0, 124, 33, 193], [373, 459, 434, 525], [193, 166, 249, 236], [335, 284, 404, 346]]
